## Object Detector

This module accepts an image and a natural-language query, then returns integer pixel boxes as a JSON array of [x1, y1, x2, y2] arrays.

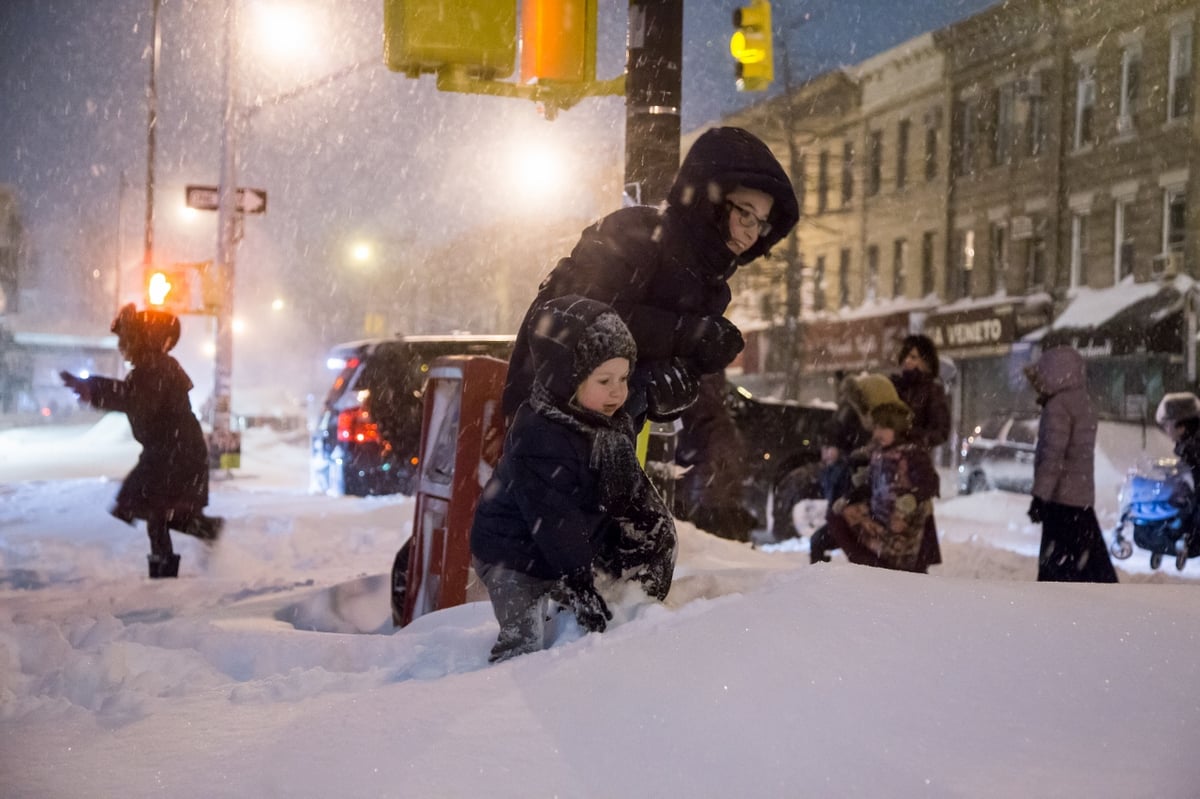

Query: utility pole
[[624, 0, 682, 206], [777, 8, 805, 400], [211, 0, 241, 469], [624, 0, 683, 507], [143, 0, 161, 272]]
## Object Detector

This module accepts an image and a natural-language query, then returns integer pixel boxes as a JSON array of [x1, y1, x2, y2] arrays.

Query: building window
[[1025, 74, 1047, 157], [813, 255, 827, 312], [1070, 212, 1089, 288], [1074, 62, 1096, 149], [921, 232, 936, 297], [955, 99, 977, 176], [892, 238, 908, 299], [865, 245, 879, 302], [896, 119, 910, 189], [989, 222, 1008, 295], [867, 131, 883, 196], [993, 84, 1015, 166], [838, 248, 851, 308], [1118, 45, 1141, 135], [1114, 199, 1134, 281], [924, 121, 939, 181], [1169, 24, 1194, 122], [817, 150, 829, 213], [1025, 216, 1047, 289], [955, 230, 975, 300], [841, 141, 855, 205], [1164, 189, 1187, 253]]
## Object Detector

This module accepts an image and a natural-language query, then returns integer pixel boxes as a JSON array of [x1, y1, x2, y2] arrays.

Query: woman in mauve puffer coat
[[1024, 345, 1117, 583]]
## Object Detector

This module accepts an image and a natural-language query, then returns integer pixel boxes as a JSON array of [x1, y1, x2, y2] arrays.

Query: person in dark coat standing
[[502, 126, 799, 426], [890, 334, 949, 572], [471, 296, 675, 662], [60, 304, 221, 578], [1153, 392, 1200, 566], [1024, 345, 1117, 583], [824, 401, 941, 572]]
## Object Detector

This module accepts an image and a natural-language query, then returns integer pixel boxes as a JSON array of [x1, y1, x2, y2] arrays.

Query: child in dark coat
[[61, 304, 221, 578], [470, 296, 676, 662], [825, 401, 940, 572]]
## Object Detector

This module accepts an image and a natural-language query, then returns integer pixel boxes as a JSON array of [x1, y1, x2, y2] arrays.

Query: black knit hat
[[529, 296, 637, 403], [572, 310, 637, 386], [897, 334, 939, 377]]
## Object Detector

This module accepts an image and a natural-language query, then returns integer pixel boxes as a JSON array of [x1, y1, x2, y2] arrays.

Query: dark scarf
[[529, 381, 649, 512]]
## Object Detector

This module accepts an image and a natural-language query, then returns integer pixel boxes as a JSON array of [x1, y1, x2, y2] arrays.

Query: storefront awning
[[1043, 284, 1184, 358], [800, 311, 911, 373]]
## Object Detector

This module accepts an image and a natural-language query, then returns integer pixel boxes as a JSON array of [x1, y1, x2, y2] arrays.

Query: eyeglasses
[[726, 201, 772, 238]]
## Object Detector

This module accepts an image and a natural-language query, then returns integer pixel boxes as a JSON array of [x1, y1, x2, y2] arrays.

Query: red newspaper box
[[399, 355, 508, 627]]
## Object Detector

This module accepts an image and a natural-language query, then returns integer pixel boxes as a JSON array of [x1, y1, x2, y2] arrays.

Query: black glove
[[552, 572, 611, 633], [1028, 496, 1045, 524], [675, 315, 744, 374], [60, 371, 90, 403], [644, 358, 701, 422]]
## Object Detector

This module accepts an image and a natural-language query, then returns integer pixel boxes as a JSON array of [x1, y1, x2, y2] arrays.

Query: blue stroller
[[1110, 458, 1198, 571]]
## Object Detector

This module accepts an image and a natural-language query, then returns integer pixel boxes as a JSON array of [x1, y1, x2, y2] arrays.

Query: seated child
[[470, 295, 676, 662], [824, 400, 939, 572]]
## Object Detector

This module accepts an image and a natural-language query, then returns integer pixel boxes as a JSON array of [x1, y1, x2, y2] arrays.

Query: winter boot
[[148, 553, 181, 579]]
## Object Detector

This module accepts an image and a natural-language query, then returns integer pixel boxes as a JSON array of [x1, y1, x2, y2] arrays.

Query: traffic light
[[383, 0, 518, 79], [519, 0, 596, 84], [145, 265, 192, 314], [730, 0, 773, 92]]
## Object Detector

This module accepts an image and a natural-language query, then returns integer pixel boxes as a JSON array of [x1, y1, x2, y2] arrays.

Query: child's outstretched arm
[[59, 371, 92, 405]]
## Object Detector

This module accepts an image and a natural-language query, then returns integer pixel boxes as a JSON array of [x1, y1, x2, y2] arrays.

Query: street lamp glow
[[271, 298, 285, 311], [350, 242, 372, 263], [507, 140, 570, 204], [251, 2, 316, 62], [232, 317, 246, 335]]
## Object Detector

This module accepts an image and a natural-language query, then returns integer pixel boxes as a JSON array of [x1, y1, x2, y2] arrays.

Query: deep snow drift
[[1, 416, 1199, 798]]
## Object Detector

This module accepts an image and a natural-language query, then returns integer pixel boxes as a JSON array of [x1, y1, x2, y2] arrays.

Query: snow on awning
[[1041, 276, 1192, 357]]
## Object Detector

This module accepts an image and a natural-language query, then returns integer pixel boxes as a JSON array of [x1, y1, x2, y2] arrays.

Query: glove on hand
[[644, 358, 701, 422], [553, 572, 611, 633], [1028, 496, 1045, 524], [675, 315, 744, 374], [59, 371, 90, 404]]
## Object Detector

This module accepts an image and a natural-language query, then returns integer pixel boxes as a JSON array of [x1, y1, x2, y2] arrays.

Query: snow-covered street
[[2, 417, 1199, 798]]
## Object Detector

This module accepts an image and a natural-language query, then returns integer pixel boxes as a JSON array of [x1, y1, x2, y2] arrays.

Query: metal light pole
[[143, 0, 161, 273], [211, 0, 241, 466]]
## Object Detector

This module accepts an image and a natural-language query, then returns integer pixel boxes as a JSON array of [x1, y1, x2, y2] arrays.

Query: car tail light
[[337, 407, 380, 444]]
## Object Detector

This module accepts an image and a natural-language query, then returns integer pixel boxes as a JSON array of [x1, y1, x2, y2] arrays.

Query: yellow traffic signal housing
[[519, 0, 596, 84], [145, 264, 193, 314], [384, 0, 518, 79], [731, 0, 773, 92]]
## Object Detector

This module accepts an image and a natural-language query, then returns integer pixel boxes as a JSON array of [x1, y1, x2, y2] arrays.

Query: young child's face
[[575, 357, 630, 417], [872, 425, 895, 447]]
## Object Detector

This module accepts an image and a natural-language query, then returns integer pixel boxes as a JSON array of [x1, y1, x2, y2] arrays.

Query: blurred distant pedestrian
[[60, 304, 221, 578], [1024, 345, 1117, 583], [823, 401, 940, 572], [890, 334, 949, 572]]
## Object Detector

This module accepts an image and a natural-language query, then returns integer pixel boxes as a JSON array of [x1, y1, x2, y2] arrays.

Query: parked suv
[[956, 410, 1040, 495], [310, 334, 515, 496], [675, 382, 833, 541]]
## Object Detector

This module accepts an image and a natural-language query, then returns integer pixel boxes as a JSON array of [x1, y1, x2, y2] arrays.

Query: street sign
[[185, 184, 268, 214]]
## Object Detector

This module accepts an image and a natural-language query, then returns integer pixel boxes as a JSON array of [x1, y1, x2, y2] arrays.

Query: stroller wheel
[[1110, 539, 1134, 560], [1176, 539, 1189, 571], [1150, 552, 1163, 570]]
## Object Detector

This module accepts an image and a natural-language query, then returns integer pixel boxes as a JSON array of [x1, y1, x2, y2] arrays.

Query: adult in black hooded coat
[[502, 126, 799, 424]]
